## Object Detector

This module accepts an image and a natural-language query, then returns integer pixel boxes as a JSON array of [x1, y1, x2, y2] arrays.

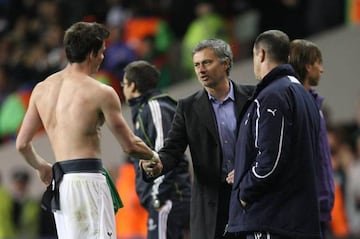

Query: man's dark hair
[[63, 22, 109, 63], [254, 30, 290, 64], [289, 39, 323, 82], [123, 60, 160, 94]]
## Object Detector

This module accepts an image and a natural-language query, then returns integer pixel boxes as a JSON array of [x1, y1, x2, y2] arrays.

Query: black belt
[[41, 158, 102, 212], [58, 158, 102, 173]]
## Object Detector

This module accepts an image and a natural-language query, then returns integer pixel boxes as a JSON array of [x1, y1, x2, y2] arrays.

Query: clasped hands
[[140, 151, 163, 177]]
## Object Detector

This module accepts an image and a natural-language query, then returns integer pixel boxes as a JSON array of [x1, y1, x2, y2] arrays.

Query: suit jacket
[[158, 81, 254, 239]]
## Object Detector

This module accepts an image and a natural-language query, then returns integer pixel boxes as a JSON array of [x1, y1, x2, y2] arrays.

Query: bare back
[[18, 65, 155, 167], [33, 67, 109, 161]]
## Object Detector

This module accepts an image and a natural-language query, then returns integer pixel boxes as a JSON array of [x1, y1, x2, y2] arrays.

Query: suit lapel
[[193, 90, 219, 140]]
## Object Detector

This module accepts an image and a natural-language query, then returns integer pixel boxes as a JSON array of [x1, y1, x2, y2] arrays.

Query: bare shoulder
[[91, 78, 120, 103], [31, 71, 62, 99]]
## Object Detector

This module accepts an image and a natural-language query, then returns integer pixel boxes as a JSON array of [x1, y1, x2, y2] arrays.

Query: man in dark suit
[[142, 39, 254, 239]]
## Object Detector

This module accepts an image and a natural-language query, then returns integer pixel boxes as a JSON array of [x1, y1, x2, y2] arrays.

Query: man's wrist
[[151, 151, 160, 162], [151, 150, 163, 175]]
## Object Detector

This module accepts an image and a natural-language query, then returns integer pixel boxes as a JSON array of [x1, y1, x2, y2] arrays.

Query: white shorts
[[54, 173, 116, 239]]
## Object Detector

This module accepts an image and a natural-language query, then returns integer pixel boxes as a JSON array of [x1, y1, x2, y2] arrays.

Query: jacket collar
[[254, 64, 297, 97], [128, 89, 162, 121]]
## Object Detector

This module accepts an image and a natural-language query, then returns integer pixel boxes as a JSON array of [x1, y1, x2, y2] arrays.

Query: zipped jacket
[[228, 64, 321, 238]]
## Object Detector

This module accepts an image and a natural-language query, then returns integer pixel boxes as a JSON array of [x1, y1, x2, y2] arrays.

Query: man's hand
[[240, 199, 247, 208], [37, 162, 52, 186], [226, 169, 234, 184], [140, 156, 163, 178]]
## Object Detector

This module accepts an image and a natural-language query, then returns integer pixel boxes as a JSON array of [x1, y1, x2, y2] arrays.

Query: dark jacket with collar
[[128, 89, 191, 209], [228, 64, 321, 238], [158, 81, 254, 239], [309, 89, 335, 222]]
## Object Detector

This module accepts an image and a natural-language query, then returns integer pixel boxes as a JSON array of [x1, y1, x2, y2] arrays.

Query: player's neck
[[303, 80, 312, 90], [66, 62, 92, 76]]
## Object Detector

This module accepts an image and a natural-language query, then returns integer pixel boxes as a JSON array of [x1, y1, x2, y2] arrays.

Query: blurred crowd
[[0, 0, 359, 238], [322, 99, 360, 238]]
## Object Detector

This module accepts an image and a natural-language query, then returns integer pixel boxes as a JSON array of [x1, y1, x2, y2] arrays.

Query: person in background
[[289, 39, 335, 239], [0, 172, 16, 239], [327, 126, 351, 238], [0, 169, 57, 239], [181, 1, 230, 79], [141, 38, 254, 239], [122, 60, 191, 239], [227, 30, 321, 239], [9, 169, 41, 239], [345, 97, 360, 237]]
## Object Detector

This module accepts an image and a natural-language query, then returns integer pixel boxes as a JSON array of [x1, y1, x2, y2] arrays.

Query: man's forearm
[[126, 137, 159, 161], [18, 143, 46, 170]]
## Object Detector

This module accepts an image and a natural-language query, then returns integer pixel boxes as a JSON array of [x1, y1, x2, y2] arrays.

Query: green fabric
[[95, 73, 111, 85], [102, 167, 123, 213], [345, 0, 351, 24], [0, 187, 16, 238], [155, 20, 174, 53], [18, 199, 40, 238], [0, 94, 26, 137], [0, 187, 40, 239], [182, 13, 230, 77]]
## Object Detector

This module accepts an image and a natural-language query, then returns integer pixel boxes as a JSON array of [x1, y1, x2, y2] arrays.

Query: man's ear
[[305, 63, 312, 72], [259, 48, 266, 62], [129, 82, 141, 97], [88, 51, 94, 61], [89, 50, 98, 60], [128, 81, 137, 93], [223, 58, 230, 71]]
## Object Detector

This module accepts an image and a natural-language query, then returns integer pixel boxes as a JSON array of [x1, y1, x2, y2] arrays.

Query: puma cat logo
[[267, 108, 277, 116]]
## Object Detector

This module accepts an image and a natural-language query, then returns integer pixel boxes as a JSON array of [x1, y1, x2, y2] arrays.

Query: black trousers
[[216, 182, 232, 239]]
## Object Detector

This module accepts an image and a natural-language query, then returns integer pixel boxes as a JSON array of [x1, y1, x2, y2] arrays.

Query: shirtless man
[[15, 22, 158, 239]]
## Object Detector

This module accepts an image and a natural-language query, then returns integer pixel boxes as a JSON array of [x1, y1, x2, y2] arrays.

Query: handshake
[[140, 151, 163, 177]]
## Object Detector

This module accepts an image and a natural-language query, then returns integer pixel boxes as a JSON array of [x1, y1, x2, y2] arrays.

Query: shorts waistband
[[41, 158, 103, 212], [57, 158, 103, 174]]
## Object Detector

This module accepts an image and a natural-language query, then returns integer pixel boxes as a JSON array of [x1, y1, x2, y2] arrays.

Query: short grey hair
[[192, 38, 233, 76]]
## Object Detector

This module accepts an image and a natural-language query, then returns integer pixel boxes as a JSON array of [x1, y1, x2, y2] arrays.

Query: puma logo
[[107, 231, 113, 237], [267, 108, 277, 116]]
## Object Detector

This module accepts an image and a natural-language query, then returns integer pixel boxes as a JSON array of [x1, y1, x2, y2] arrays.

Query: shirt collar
[[208, 80, 235, 102]]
